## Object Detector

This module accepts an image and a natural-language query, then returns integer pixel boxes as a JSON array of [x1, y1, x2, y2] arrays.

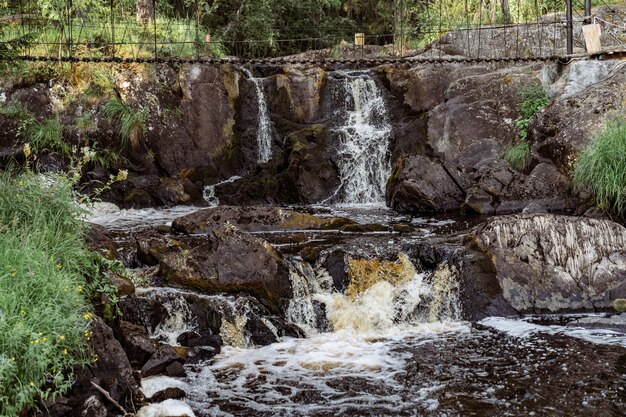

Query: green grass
[[101, 98, 148, 149], [0, 171, 92, 415], [504, 140, 531, 171], [572, 116, 626, 216], [23, 118, 70, 157], [0, 102, 31, 119]]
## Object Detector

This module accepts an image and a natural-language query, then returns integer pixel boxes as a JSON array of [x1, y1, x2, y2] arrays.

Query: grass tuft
[[504, 140, 531, 172], [572, 116, 626, 216], [101, 99, 148, 149], [23, 118, 70, 157]]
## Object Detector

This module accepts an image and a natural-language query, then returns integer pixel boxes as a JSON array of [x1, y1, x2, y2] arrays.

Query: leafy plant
[[515, 84, 549, 141], [504, 83, 549, 171], [101, 98, 148, 149], [572, 116, 626, 216]]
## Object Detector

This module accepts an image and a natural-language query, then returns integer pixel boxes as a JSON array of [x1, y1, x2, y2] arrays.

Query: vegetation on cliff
[[573, 115, 626, 216]]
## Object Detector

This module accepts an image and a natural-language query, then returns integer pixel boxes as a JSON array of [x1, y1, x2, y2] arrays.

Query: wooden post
[[566, 0, 573, 55]]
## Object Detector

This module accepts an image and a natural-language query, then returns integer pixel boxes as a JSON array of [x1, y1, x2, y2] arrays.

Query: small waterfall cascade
[[240, 67, 273, 164], [286, 253, 462, 335], [202, 175, 241, 206], [326, 71, 392, 205]]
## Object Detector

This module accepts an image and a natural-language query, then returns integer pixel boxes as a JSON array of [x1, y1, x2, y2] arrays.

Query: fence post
[[566, 0, 573, 55], [584, 0, 592, 23]]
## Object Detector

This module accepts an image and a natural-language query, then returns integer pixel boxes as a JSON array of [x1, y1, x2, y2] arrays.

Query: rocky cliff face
[[0, 54, 623, 213]]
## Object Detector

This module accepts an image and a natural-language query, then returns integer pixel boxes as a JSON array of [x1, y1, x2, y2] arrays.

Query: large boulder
[[464, 160, 578, 214], [385, 155, 465, 212], [412, 214, 626, 319], [159, 226, 293, 312], [468, 214, 626, 313]]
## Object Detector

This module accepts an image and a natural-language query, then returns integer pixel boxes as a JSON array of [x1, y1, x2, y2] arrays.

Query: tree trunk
[[500, 0, 511, 24], [137, 0, 155, 24]]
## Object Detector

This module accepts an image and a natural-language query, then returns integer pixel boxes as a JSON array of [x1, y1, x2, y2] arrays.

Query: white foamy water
[[480, 316, 626, 348], [185, 323, 468, 417], [202, 175, 242, 206], [240, 67, 273, 163], [84, 202, 205, 231], [324, 71, 392, 205]]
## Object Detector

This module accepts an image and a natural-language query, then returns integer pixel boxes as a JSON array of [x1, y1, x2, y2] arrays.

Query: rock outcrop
[[414, 214, 626, 319]]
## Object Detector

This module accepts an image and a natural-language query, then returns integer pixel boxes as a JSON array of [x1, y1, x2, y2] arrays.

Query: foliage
[[504, 140, 531, 172], [101, 98, 148, 149], [0, 101, 31, 119], [504, 83, 549, 171], [572, 116, 626, 216], [0, 172, 91, 416], [516, 83, 550, 141], [22, 118, 70, 157]]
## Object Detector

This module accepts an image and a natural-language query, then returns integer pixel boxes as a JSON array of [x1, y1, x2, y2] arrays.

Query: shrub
[[572, 116, 626, 216], [0, 172, 92, 415], [504, 140, 531, 171], [101, 98, 148, 149]]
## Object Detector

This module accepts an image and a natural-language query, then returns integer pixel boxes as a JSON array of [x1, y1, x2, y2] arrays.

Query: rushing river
[[89, 203, 626, 417]]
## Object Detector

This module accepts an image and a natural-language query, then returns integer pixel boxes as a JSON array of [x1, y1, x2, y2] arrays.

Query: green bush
[[572, 116, 626, 216], [101, 99, 148, 149], [0, 172, 94, 415]]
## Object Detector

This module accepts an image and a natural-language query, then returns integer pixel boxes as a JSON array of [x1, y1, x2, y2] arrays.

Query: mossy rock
[[614, 299, 626, 313]]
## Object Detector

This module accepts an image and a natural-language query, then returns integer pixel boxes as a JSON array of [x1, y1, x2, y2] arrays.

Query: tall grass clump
[[504, 83, 549, 171], [101, 98, 148, 149], [0, 172, 93, 415], [23, 118, 70, 157], [572, 116, 626, 216]]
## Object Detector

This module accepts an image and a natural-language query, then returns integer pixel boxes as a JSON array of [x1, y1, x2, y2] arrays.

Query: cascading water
[[240, 67, 273, 164], [325, 71, 392, 205]]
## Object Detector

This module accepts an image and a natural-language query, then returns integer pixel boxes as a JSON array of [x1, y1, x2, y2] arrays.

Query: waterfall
[[326, 71, 392, 205], [202, 175, 241, 206], [287, 254, 461, 335], [240, 67, 273, 164]]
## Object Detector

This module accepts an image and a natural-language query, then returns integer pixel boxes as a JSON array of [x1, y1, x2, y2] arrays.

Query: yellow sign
[[355, 33, 365, 46]]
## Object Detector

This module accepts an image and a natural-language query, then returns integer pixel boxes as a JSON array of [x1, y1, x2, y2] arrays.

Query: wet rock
[[116, 321, 158, 368], [176, 331, 222, 350], [267, 67, 326, 124], [141, 345, 183, 378], [110, 175, 204, 209], [466, 214, 626, 313], [323, 250, 349, 293], [85, 224, 119, 261], [171, 206, 355, 235], [47, 317, 143, 415], [147, 387, 186, 403], [159, 227, 292, 312], [165, 361, 187, 377], [109, 272, 135, 297], [137, 231, 185, 266], [386, 155, 465, 213]]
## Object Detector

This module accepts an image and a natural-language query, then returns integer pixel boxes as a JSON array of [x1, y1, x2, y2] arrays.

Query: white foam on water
[[142, 375, 190, 398], [202, 175, 242, 206], [480, 316, 626, 348], [84, 204, 205, 231], [185, 322, 469, 416], [136, 399, 196, 417]]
